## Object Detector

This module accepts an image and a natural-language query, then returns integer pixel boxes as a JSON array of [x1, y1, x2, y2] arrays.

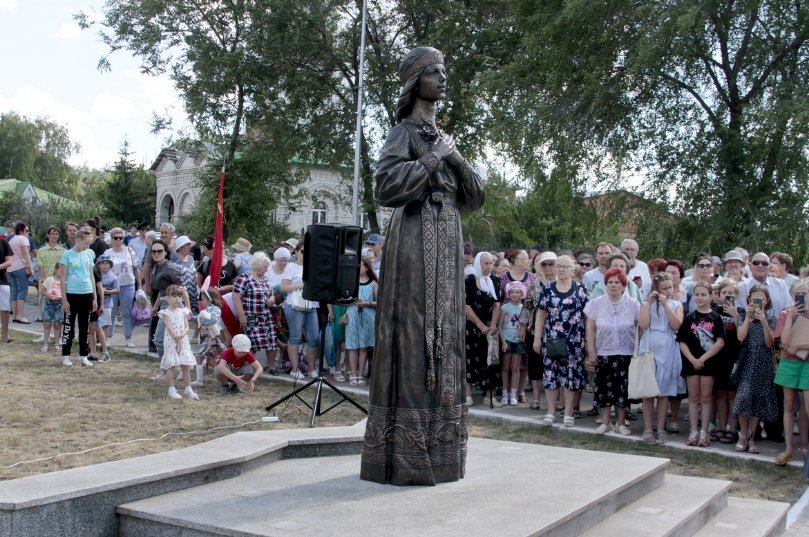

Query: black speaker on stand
[[265, 224, 368, 426]]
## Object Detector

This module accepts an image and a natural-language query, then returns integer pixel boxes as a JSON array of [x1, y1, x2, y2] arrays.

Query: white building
[[150, 145, 389, 236]]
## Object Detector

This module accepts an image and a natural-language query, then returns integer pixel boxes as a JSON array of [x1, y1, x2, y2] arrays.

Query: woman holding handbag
[[533, 255, 589, 427], [281, 242, 320, 380], [584, 268, 640, 435], [465, 252, 501, 407], [637, 272, 683, 443]]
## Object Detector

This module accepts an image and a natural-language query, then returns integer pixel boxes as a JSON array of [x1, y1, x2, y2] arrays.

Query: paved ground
[[11, 292, 809, 532]]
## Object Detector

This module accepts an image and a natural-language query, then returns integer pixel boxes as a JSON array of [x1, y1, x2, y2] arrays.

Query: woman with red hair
[[584, 268, 641, 435]]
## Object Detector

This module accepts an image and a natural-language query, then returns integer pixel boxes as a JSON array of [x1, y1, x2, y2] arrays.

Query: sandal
[[563, 416, 575, 427], [642, 429, 655, 444], [625, 410, 638, 421], [698, 430, 710, 447], [719, 430, 738, 444], [572, 408, 583, 419], [666, 421, 680, 434], [586, 408, 600, 416], [735, 432, 749, 452], [518, 393, 528, 403], [530, 400, 541, 410], [350, 377, 360, 387], [774, 452, 793, 466], [749, 440, 760, 454], [357, 377, 367, 387], [541, 414, 555, 426], [656, 432, 668, 444], [797, 447, 808, 459], [686, 430, 699, 446]]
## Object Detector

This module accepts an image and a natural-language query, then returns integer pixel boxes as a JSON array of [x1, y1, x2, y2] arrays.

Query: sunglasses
[[151, 249, 165, 254], [751, 260, 770, 267], [696, 263, 712, 269], [540, 262, 556, 267], [578, 262, 592, 267], [112, 236, 124, 240]]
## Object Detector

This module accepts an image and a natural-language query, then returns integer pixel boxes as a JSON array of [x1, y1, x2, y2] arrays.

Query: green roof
[[0, 179, 77, 207]]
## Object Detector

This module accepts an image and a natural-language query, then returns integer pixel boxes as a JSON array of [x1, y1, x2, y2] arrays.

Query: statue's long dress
[[360, 119, 485, 486]]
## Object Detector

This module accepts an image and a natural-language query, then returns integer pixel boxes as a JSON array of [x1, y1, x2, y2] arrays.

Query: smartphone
[[753, 297, 763, 309], [726, 296, 735, 307], [796, 294, 806, 312]]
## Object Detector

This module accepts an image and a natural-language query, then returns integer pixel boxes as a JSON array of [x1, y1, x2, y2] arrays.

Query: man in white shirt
[[621, 238, 651, 298], [738, 252, 791, 316], [582, 242, 614, 293]]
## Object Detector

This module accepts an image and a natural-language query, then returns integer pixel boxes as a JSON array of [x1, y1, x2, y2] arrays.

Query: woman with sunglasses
[[103, 227, 141, 347], [148, 239, 181, 354]]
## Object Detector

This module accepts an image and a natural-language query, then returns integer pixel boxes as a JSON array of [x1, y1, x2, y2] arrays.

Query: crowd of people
[[0, 219, 380, 401], [3, 218, 809, 466], [465, 239, 809, 467]]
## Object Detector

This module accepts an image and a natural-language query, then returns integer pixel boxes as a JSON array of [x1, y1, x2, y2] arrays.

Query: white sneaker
[[500, 395, 509, 406], [80, 356, 93, 367], [616, 424, 632, 436], [99, 352, 110, 363], [190, 379, 204, 387], [184, 387, 200, 400], [594, 423, 610, 434], [62, 356, 73, 367], [168, 387, 182, 400], [291, 370, 306, 380], [32, 335, 44, 343], [126, 339, 135, 348], [309, 369, 319, 378]]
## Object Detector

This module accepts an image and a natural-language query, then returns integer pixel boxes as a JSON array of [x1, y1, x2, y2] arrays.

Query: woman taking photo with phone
[[732, 284, 778, 454]]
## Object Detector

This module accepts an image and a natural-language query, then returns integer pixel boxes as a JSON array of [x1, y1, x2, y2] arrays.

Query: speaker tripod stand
[[264, 307, 367, 427]]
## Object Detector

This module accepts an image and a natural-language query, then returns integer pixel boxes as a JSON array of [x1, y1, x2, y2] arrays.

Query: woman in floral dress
[[533, 254, 589, 427]]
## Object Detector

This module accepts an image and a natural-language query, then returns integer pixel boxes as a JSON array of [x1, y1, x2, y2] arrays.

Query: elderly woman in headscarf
[[464, 251, 501, 407], [360, 45, 485, 487]]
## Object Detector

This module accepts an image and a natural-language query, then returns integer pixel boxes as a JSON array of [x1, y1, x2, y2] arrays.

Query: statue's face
[[417, 62, 447, 101]]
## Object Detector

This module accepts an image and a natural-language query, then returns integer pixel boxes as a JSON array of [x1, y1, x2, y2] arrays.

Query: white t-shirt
[[286, 262, 319, 308], [264, 262, 297, 305], [582, 268, 605, 294], [104, 247, 140, 287], [628, 260, 651, 298]]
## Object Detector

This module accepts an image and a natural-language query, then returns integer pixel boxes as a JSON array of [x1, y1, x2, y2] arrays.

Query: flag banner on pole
[[209, 167, 225, 287]]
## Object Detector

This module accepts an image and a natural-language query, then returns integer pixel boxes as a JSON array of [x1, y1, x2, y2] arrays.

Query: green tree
[[0, 112, 81, 198], [493, 0, 809, 259], [97, 139, 156, 225]]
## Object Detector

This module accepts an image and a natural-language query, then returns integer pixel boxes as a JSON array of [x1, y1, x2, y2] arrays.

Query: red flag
[[209, 167, 225, 287]]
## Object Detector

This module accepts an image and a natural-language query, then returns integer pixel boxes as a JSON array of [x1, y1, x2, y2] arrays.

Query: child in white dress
[[158, 285, 199, 400]]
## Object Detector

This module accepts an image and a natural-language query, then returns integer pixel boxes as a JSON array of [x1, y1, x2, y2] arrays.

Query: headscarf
[[505, 281, 527, 301], [395, 46, 445, 123], [473, 252, 497, 300]]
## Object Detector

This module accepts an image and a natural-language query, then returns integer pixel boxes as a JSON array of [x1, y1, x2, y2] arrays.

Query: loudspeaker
[[302, 223, 362, 304]]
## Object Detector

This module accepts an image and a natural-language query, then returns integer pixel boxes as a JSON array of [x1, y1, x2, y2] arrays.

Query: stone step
[[117, 437, 670, 537], [694, 497, 789, 537], [579, 474, 730, 537]]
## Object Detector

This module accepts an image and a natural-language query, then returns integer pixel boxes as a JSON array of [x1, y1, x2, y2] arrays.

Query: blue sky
[[0, 0, 189, 170]]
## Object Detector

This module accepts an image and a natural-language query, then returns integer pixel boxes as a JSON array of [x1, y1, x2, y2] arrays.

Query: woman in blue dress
[[346, 256, 378, 387], [638, 272, 683, 444]]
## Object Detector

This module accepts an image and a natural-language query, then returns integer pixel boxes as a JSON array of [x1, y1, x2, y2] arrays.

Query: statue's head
[[395, 46, 445, 123]]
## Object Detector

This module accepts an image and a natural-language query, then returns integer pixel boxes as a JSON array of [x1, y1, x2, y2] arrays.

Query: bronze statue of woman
[[360, 46, 485, 486]]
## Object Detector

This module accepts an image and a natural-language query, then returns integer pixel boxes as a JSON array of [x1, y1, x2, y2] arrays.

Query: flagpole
[[351, 0, 368, 227]]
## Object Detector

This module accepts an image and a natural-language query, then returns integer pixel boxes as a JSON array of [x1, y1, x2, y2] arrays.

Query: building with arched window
[[151, 145, 390, 236]]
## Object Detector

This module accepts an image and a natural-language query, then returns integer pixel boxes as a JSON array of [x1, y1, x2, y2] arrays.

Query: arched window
[[312, 201, 327, 224]]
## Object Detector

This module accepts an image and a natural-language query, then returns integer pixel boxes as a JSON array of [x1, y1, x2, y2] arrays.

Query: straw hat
[[231, 237, 252, 253]]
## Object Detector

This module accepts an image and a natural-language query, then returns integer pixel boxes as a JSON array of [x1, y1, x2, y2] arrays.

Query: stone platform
[[1, 421, 790, 537]]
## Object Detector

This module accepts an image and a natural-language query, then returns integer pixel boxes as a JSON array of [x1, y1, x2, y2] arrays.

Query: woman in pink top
[[8, 222, 33, 324]]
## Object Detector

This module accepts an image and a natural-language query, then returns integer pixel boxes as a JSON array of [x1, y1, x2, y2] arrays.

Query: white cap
[[232, 334, 251, 353]]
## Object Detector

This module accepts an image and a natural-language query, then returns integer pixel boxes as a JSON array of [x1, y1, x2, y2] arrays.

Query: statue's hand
[[432, 135, 456, 161]]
